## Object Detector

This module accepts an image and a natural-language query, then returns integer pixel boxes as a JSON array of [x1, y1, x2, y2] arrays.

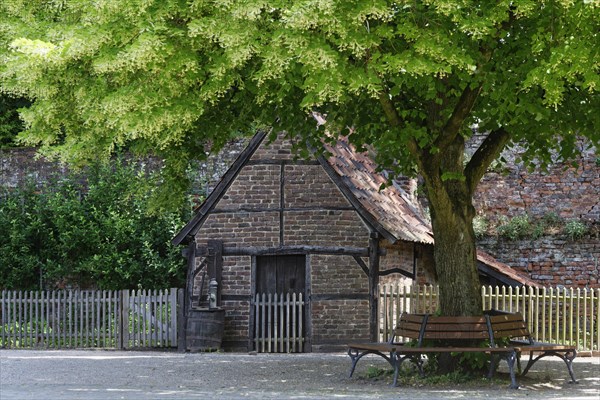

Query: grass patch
[[358, 363, 512, 388]]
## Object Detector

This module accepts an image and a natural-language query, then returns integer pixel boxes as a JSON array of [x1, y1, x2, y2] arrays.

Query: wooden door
[[256, 255, 305, 295], [253, 255, 306, 352]]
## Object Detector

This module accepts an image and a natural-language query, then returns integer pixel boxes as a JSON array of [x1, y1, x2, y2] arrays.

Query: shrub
[[472, 216, 488, 238], [0, 158, 190, 290], [542, 212, 562, 227], [564, 220, 588, 240], [496, 215, 531, 240]]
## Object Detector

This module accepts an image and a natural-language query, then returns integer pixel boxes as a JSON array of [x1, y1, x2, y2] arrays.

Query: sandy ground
[[0, 349, 598, 400]]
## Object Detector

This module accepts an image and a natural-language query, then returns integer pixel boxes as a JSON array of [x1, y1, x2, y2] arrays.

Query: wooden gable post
[[368, 232, 380, 342]]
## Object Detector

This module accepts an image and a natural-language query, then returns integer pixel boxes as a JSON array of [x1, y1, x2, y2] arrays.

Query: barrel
[[186, 307, 225, 352]]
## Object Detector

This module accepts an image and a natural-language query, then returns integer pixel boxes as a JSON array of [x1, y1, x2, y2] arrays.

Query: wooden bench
[[347, 313, 519, 388], [348, 311, 579, 389], [486, 310, 578, 384]]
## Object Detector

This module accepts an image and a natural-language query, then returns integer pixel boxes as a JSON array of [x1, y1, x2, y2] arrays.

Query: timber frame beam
[[195, 245, 385, 257]]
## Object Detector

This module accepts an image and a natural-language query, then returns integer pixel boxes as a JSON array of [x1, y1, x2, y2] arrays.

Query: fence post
[[176, 288, 186, 352]]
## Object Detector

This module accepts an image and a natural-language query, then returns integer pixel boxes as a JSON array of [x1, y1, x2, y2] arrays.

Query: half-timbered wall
[[193, 134, 421, 350]]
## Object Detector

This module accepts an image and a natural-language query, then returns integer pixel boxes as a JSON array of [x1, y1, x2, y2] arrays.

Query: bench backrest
[[391, 313, 427, 343], [486, 311, 532, 344], [395, 311, 532, 347], [422, 315, 491, 342], [394, 313, 492, 346]]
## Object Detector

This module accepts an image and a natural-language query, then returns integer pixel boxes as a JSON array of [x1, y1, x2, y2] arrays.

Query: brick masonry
[[3, 137, 599, 348], [192, 134, 401, 350], [471, 143, 599, 288]]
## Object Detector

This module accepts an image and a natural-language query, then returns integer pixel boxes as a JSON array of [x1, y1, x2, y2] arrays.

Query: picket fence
[[253, 292, 305, 353], [379, 284, 600, 353], [0, 288, 181, 349]]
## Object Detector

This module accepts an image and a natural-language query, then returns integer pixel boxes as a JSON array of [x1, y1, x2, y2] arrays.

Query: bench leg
[[391, 352, 400, 387], [347, 348, 364, 378], [487, 354, 499, 379], [347, 348, 394, 379], [506, 350, 519, 389], [522, 350, 578, 384]]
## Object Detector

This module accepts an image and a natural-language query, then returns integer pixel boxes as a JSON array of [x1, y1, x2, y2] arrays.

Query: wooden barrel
[[186, 307, 225, 352]]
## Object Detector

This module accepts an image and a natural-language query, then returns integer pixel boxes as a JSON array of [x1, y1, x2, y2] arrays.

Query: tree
[[1, 1, 598, 315]]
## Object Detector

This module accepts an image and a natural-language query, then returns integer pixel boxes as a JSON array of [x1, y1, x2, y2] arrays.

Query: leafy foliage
[[0, 94, 28, 147], [496, 215, 532, 240], [563, 219, 588, 241], [1, 1, 598, 315], [0, 159, 188, 290]]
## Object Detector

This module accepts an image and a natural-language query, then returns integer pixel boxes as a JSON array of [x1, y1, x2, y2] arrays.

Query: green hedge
[[0, 159, 189, 290]]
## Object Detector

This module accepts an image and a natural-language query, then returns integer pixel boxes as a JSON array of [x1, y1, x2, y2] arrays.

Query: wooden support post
[[208, 240, 223, 307], [369, 232, 380, 342], [176, 288, 186, 352], [184, 240, 196, 311]]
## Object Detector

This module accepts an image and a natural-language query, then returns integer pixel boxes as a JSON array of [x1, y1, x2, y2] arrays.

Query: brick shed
[[173, 131, 535, 352]]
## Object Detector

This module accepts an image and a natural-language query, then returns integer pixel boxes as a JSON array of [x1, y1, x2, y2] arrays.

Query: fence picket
[[252, 291, 304, 353], [286, 292, 290, 353]]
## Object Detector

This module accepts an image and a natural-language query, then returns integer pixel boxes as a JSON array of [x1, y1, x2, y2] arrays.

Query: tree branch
[[435, 83, 483, 150], [464, 128, 511, 195], [377, 91, 421, 163]]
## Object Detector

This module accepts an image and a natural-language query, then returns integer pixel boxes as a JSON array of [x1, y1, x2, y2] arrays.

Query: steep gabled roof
[[319, 138, 434, 244], [172, 131, 268, 246]]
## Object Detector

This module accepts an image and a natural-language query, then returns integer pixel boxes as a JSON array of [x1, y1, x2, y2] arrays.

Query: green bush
[[564, 220, 588, 240], [496, 215, 531, 240], [472, 216, 488, 239], [0, 159, 189, 290]]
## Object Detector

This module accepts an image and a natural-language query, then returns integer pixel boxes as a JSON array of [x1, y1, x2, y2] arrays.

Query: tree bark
[[428, 189, 483, 316]]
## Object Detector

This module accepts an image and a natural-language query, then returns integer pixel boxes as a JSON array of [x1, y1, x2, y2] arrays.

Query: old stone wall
[[477, 237, 600, 287], [0, 148, 68, 188], [0, 142, 246, 197], [471, 142, 599, 288], [473, 149, 599, 222]]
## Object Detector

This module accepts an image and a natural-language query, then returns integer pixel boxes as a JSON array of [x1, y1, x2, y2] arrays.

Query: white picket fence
[[0, 288, 181, 349], [380, 284, 600, 353], [254, 292, 304, 353]]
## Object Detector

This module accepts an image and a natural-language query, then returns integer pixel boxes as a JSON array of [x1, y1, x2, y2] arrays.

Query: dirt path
[[1, 350, 598, 399]]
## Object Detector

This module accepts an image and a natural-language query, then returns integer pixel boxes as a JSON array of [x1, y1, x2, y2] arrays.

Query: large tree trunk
[[424, 169, 484, 373], [428, 189, 483, 316], [422, 138, 483, 317]]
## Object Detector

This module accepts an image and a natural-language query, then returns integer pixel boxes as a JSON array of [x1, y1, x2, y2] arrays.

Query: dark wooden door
[[253, 255, 307, 352], [256, 255, 306, 294]]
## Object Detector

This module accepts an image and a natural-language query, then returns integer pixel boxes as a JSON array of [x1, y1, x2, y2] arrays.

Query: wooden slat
[[286, 292, 290, 353]]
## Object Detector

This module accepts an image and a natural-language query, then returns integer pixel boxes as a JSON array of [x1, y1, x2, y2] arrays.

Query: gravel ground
[[0, 349, 598, 400]]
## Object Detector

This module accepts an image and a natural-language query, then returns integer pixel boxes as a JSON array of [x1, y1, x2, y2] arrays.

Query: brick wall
[[0, 148, 69, 188], [193, 133, 382, 350], [472, 143, 599, 287], [478, 237, 600, 287], [473, 150, 599, 222]]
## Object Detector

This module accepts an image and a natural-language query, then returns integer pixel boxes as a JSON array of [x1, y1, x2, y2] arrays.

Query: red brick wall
[[474, 152, 599, 222], [478, 237, 600, 287]]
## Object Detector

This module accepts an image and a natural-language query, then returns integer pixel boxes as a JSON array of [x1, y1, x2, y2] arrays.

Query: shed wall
[[193, 135, 378, 350]]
